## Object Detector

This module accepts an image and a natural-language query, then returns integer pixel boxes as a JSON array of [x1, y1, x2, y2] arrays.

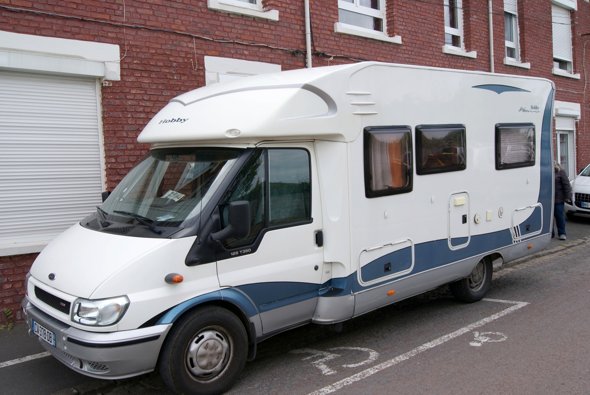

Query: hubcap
[[186, 329, 230, 379], [468, 260, 486, 291]]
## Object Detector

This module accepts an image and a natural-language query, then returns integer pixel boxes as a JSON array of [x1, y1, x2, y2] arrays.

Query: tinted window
[[221, 148, 311, 249], [495, 124, 535, 170], [416, 125, 466, 175]]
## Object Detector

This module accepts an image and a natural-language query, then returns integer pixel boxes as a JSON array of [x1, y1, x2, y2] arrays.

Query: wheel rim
[[467, 259, 486, 291], [185, 328, 231, 381]]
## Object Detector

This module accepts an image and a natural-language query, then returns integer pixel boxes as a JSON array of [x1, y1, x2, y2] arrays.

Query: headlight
[[72, 296, 130, 326]]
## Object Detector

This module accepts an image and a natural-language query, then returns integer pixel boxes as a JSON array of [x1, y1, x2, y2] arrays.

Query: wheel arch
[[156, 289, 261, 361]]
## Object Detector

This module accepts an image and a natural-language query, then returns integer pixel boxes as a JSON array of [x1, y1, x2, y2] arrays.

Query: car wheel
[[450, 257, 492, 303], [159, 306, 248, 395]]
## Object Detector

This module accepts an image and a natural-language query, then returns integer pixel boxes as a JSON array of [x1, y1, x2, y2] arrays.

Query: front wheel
[[450, 257, 492, 303], [159, 306, 248, 395]]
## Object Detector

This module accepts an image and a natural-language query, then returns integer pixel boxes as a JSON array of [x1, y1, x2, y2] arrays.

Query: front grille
[[35, 286, 71, 314], [575, 193, 590, 208]]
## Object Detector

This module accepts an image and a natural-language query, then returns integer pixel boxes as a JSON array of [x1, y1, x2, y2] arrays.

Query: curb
[[503, 235, 590, 269]]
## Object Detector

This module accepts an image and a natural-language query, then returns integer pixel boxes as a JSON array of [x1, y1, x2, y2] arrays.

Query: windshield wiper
[[96, 206, 112, 228], [113, 210, 163, 235]]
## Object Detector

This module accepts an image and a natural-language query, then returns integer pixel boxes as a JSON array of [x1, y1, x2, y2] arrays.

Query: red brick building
[[0, 0, 588, 321]]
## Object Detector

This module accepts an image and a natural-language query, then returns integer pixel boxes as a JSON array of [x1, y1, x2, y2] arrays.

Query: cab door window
[[221, 148, 311, 249]]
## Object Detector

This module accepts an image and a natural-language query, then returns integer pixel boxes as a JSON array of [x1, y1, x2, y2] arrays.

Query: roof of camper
[[137, 62, 554, 145]]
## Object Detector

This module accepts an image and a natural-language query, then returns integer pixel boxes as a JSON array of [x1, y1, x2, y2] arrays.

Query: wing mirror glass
[[211, 200, 251, 242]]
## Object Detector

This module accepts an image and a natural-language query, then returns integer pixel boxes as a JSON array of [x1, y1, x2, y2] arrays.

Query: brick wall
[[0, 254, 35, 323], [0, 0, 588, 319]]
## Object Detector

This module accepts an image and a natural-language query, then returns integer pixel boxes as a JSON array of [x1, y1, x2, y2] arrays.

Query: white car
[[566, 163, 590, 217]]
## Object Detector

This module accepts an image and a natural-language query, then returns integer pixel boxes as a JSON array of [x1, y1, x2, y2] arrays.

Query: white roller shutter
[[504, 0, 517, 14], [552, 5, 573, 62], [0, 71, 103, 255]]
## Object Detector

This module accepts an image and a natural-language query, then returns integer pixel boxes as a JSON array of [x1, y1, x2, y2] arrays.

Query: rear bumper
[[22, 297, 171, 379]]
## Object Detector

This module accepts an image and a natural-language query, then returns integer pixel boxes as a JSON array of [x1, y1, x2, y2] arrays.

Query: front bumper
[[22, 297, 172, 379], [565, 202, 590, 216]]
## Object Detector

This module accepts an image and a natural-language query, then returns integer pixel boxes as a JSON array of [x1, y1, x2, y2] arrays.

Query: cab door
[[216, 144, 324, 334]]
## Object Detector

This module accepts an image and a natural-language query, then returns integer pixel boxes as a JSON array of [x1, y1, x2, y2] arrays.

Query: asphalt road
[[2, 214, 589, 395]]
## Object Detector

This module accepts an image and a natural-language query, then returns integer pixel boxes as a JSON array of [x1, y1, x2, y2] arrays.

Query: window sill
[[442, 45, 477, 59], [0, 241, 45, 257], [552, 67, 581, 80], [504, 58, 531, 69], [334, 22, 402, 45], [208, 0, 279, 21]]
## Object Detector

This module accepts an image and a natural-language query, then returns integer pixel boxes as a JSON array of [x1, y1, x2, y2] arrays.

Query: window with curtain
[[364, 126, 413, 198], [495, 124, 535, 170]]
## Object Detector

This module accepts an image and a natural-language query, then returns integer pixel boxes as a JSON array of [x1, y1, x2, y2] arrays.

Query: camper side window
[[495, 124, 535, 170], [416, 124, 466, 175], [221, 148, 312, 249], [364, 126, 413, 198]]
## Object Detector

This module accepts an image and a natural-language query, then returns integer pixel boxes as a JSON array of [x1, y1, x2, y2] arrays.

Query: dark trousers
[[554, 202, 566, 236]]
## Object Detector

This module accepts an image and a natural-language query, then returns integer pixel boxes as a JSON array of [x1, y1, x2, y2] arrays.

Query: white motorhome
[[23, 62, 554, 394]]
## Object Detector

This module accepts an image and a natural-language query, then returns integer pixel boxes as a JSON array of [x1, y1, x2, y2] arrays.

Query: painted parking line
[[0, 352, 50, 369], [308, 298, 529, 395]]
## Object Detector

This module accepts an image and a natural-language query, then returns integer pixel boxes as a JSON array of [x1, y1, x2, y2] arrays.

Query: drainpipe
[[304, 0, 312, 68], [488, 0, 495, 73]]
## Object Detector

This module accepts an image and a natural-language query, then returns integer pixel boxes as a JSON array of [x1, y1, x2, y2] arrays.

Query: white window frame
[[503, 0, 530, 68], [204, 56, 281, 85], [335, 0, 402, 44], [207, 0, 279, 21], [442, 0, 477, 58], [443, 0, 463, 48], [551, 2, 580, 79], [555, 100, 581, 178], [557, 129, 575, 178], [504, 1, 519, 61]]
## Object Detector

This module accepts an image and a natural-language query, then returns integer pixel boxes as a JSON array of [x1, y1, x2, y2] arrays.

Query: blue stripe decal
[[539, 89, 555, 233], [473, 84, 531, 94], [236, 282, 320, 313], [157, 288, 259, 324]]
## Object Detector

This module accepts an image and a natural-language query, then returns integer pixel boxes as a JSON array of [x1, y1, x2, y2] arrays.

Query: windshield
[[84, 148, 242, 237], [580, 164, 590, 177]]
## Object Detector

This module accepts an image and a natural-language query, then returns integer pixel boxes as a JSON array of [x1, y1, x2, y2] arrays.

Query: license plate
[[32, 319, 56, 347], [581, 202, 590, 209]]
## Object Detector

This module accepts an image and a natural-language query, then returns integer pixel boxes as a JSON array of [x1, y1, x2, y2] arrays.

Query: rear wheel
[[450, 257, 492, 303], [159, 306, 248, 395]]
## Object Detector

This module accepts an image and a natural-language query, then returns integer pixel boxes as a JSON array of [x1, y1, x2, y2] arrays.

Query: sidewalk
[[547, 214, 590, 249], [513, 213, 590, 267]]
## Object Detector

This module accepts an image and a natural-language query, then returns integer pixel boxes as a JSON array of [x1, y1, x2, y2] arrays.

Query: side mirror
[[210, 201, 251, 242], [101, 191, 111, 202]]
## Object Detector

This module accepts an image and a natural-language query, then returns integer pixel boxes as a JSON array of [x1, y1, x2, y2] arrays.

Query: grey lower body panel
[[318, 234, 551, 322], [22, 298, 171, 379]]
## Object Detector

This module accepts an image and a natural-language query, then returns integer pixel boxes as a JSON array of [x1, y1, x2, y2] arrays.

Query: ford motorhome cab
[[23, 62, 554, 394]]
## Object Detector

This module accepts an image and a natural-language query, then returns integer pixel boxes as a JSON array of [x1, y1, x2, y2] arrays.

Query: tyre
[[450, 257, 492, 303], [159, 306, 248, 395]]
